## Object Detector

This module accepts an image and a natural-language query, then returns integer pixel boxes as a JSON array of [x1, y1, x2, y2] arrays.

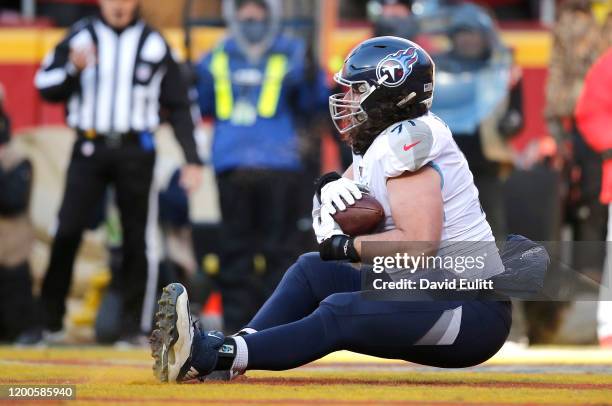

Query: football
[[332, 193, 385, 237]]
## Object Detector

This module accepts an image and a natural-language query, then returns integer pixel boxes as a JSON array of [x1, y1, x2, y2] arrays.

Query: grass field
[[1, 345, 611, 405]]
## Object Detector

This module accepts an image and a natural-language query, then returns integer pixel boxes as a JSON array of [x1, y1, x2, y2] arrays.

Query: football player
[[150, 36, 512, 382]]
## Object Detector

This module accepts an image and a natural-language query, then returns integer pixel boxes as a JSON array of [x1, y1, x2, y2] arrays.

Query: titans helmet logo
[[376, 47, 419, 88]]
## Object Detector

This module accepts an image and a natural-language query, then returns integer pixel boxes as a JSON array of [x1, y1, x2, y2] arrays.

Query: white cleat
[[150, 283, 195, 383]]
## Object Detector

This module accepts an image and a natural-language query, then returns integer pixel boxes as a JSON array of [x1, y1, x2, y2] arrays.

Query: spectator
[[367, 0, 417, 39], [0, 84, 36, 343], [196, 0, 328, 333], [545, 0, 607, 279], [545, 0, 601, 153], [575, 44, 612, 348]]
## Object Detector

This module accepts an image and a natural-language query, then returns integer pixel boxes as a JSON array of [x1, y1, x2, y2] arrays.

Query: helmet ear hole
[[357, 84, 368, 94]]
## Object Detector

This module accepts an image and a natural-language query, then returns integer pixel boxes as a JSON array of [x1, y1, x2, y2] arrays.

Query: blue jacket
[[196, 36, 328, 173]]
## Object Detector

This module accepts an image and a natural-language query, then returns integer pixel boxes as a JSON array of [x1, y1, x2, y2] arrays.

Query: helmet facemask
[[329, 71, 431, 135], [329, 73, 380, 135]]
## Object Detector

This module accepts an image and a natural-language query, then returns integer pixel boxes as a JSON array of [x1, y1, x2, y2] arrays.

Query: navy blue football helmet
[[330, 36, 435, 134]]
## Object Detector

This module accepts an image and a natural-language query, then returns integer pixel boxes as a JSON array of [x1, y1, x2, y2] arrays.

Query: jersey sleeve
[[159, 45, 202, 165], [34, 28, 82, 102], [380, 118, 442, 178]]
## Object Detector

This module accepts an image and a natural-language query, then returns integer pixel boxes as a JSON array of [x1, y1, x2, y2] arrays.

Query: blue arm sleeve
[[196, 54, 216, 118]]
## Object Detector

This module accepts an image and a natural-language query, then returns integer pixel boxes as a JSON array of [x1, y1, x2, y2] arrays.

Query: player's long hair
[[345, 101, 429, 155]]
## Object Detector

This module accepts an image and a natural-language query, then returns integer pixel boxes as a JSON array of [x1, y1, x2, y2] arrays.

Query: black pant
[[216, 169, 299, 332], [41, 135, 156, 335], [0, 261, 35, 342], [569, 132, 608, 272]]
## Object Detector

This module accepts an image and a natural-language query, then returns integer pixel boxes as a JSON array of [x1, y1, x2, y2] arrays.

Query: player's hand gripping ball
[[319, 177, 385, 237], [320, 177, 363, 211]]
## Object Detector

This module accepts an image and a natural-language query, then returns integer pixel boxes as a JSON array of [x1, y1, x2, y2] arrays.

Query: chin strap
[[397, 91, 417, 107]]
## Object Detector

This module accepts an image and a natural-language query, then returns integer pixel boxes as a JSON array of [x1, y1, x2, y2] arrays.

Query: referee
[[34, 0, 202, 342]]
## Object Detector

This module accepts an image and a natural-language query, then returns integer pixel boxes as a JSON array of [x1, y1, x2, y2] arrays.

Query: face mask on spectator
[[239, 18, 270, 44]]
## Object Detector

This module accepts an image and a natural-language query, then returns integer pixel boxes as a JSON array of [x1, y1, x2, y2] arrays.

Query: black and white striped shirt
[[35, 15, 201, 164]]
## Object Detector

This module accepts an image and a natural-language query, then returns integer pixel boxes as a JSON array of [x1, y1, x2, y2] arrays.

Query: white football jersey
[[352, 112, 494, 242]]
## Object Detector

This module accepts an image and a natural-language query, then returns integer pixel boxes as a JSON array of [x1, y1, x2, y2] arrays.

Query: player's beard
[[342, 124, 379, 156], [344, 100, 429, 156]]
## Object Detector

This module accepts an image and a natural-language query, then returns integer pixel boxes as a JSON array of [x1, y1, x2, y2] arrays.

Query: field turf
[[0, 345, 611, 405]]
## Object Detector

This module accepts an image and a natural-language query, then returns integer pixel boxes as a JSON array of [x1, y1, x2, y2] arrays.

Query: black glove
[[497, 109, 523, 139], [319, 234, 360, 262]]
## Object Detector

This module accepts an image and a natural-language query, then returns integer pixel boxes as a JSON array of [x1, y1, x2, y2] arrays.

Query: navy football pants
[[243, 253, 511, 370]]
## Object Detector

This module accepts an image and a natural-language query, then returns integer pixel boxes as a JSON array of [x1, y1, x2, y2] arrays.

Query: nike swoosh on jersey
[[403, 141, 421, 151]]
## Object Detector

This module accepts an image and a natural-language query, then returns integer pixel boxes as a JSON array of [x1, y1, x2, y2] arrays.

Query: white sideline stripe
[[35, 68, 67, 89], [140, 176, 160, 333]]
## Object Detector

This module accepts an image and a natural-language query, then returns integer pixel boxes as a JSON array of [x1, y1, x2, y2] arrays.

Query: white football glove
[[320, 177, 363, 211], [312, 196, 345, 244]]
